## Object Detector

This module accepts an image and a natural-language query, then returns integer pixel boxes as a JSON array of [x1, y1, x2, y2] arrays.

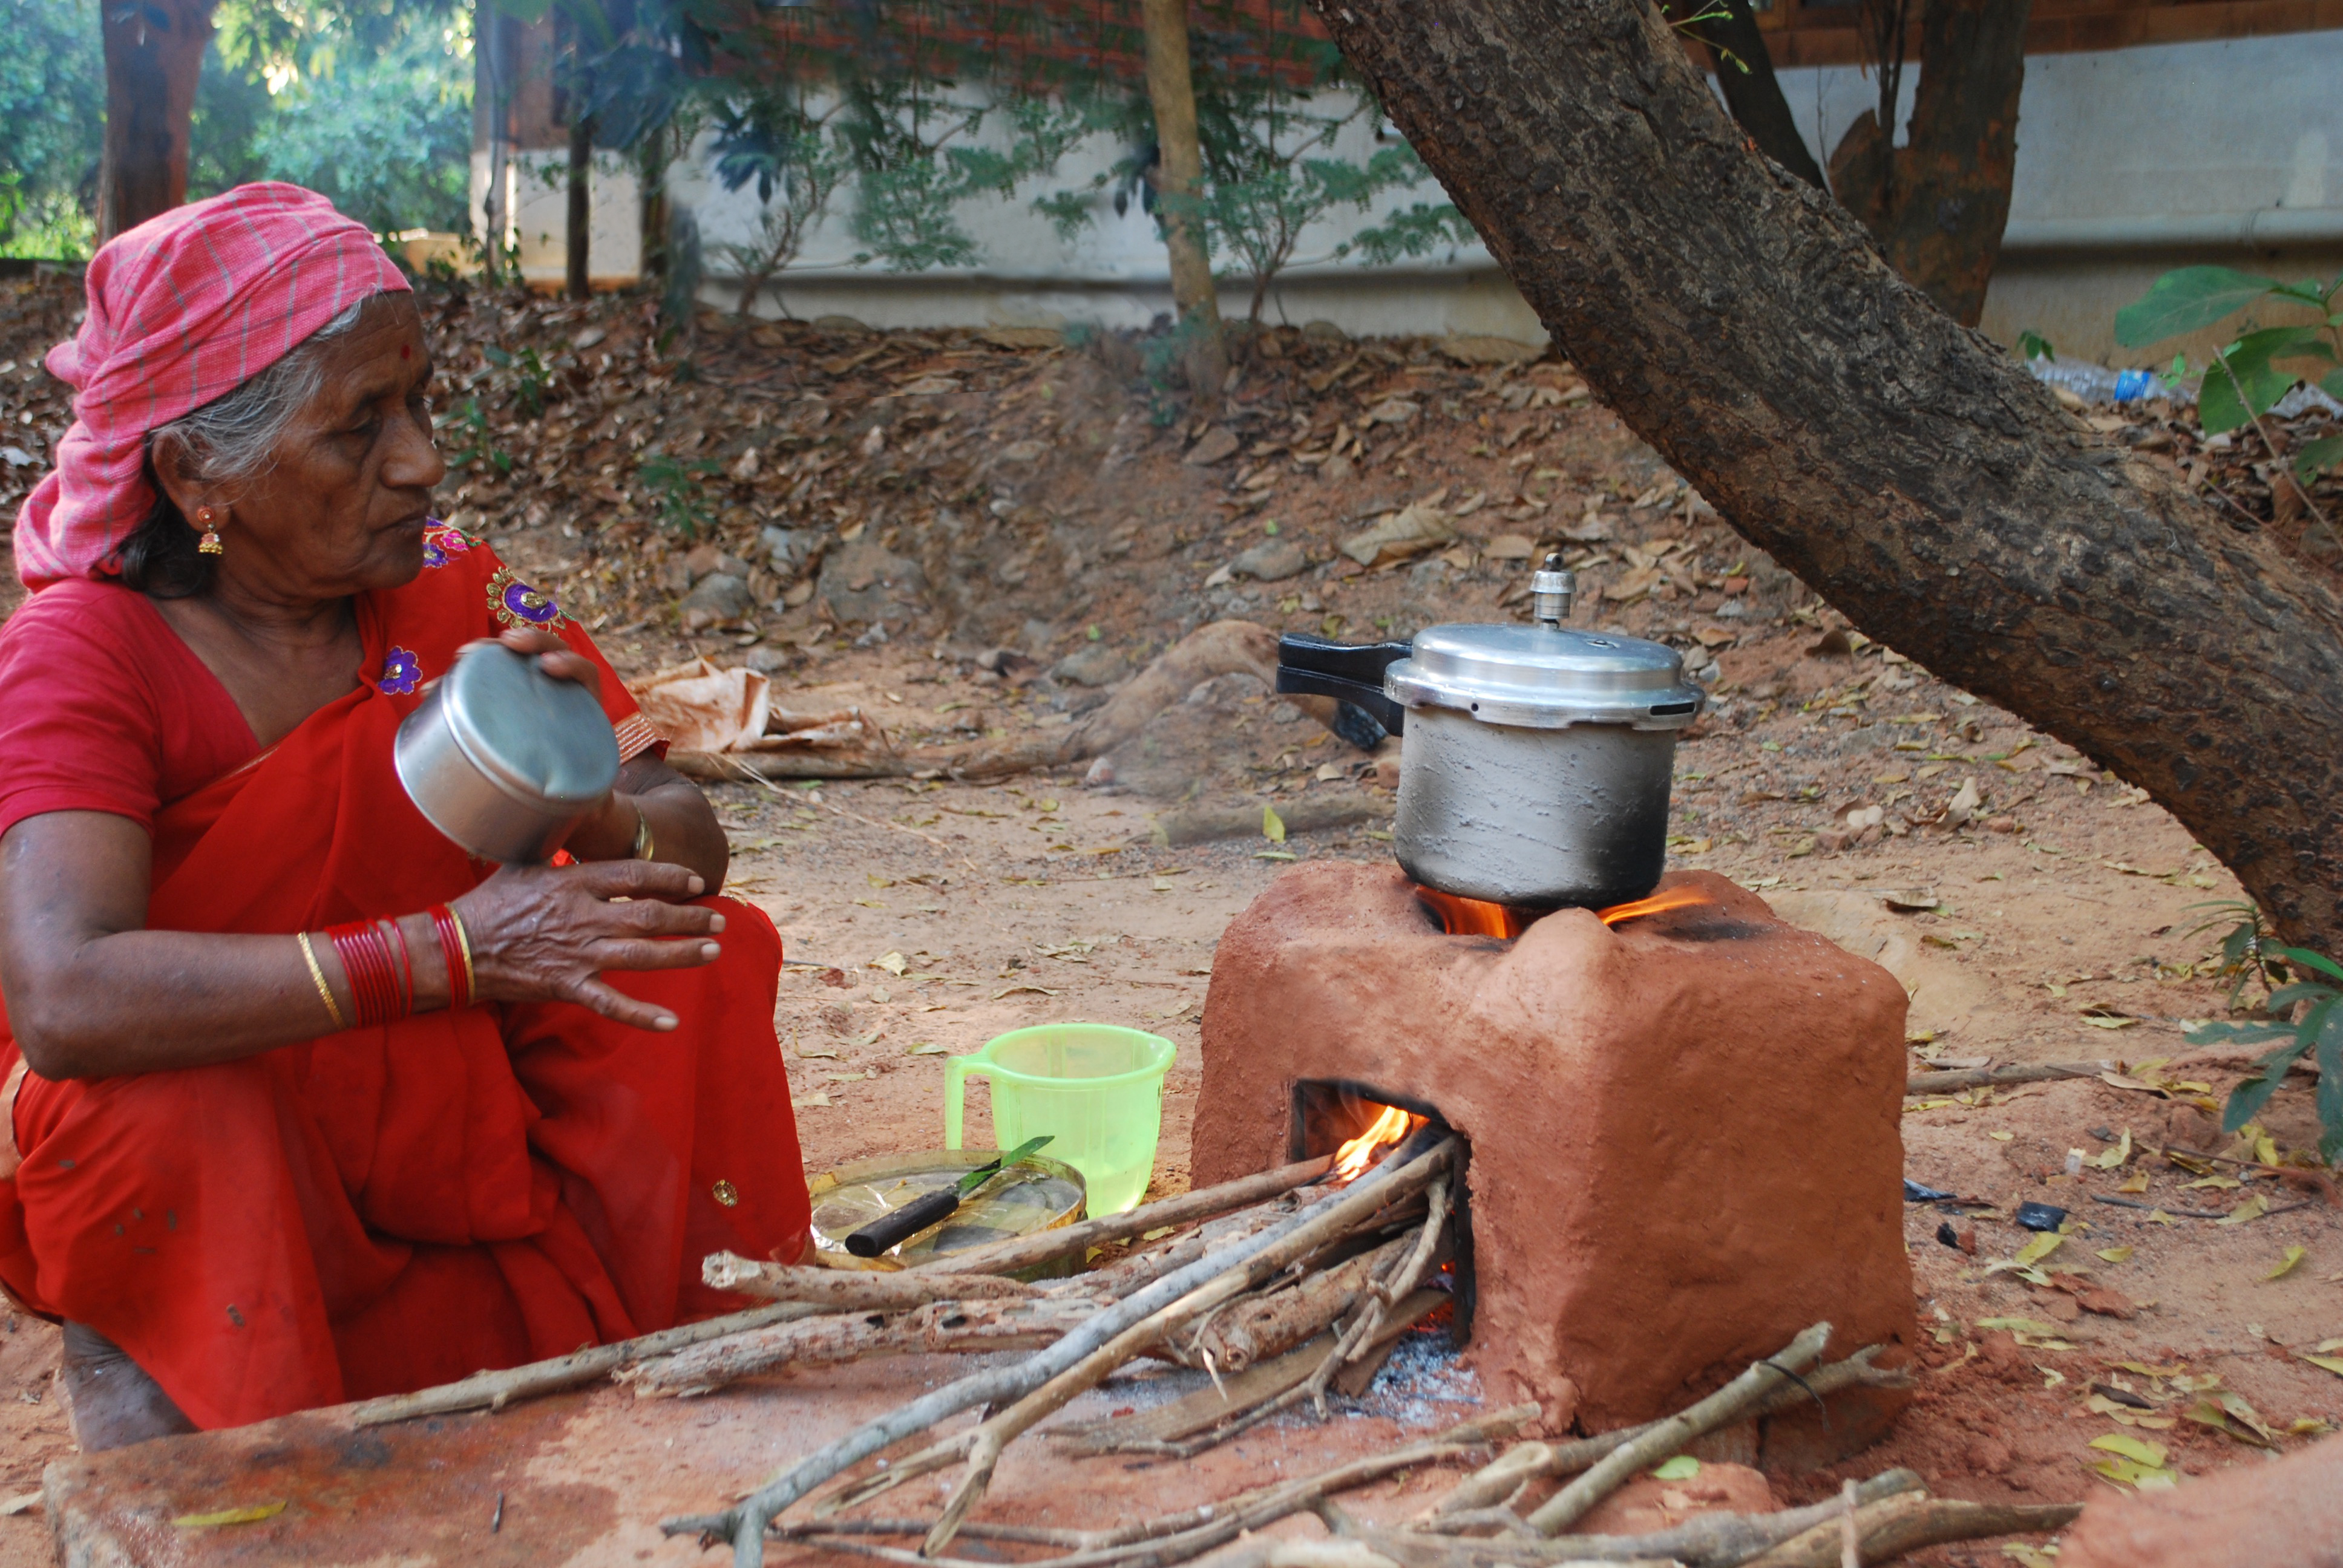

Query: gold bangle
[[446, 906, 476, 1002], [631, 802, 655, 862], [297, 931, 347, 1031]]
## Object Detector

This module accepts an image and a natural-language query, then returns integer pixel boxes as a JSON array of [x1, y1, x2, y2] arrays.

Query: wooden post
[[95, 0, 216, 242], [566, 113, 594, 299], [1139, 0, 1227, 400]]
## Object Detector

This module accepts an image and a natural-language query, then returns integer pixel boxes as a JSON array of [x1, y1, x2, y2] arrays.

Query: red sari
[[0, 533, 811, 1429]]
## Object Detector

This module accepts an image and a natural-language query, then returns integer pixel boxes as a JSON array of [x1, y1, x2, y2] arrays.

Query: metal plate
[[807, 1151, 1086, 1272]]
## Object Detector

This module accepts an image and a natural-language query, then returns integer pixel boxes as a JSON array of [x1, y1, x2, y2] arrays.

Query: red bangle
[[384, 918, 415, 1018], [429, 905, 471, 1010], [326, 919, 409, 1028]]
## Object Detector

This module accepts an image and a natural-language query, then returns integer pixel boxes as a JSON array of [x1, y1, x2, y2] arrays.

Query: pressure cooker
[[1277, 557, 1705, 909]]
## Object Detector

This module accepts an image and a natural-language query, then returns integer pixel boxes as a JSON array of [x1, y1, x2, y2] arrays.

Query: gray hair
[[146, 296, 375, 491]]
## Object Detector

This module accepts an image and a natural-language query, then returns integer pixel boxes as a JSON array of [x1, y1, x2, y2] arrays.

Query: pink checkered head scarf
[[15, 182, 411, 590]]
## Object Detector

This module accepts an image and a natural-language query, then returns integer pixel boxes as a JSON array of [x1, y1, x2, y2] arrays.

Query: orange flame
[[1417, 888, 1529, 939], [1596, 887, 1715, 926], [1332, 1102, 1426, 1183]]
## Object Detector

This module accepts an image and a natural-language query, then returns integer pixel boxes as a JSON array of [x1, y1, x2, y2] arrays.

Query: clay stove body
[[1194, 864, 1915, 1463]]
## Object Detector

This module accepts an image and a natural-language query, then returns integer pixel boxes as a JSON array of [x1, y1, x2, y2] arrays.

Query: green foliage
[[638, 451, 721, 537], [2183, 900, 2283, 1010], [480, 345, 554, 420], [2016, 329, 2056, 362], [188, 5, 474, 238], [709, 88, 854, 313], [2186, 944, 2343, 1163], [441, 399, 512, 475], [0, 0, 104, 258], [2116, 265, 2343, 483]]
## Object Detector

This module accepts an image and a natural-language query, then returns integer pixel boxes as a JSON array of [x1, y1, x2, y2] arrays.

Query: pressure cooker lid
[[1386, 622, 1706, 730], [441, 641, 622, 806]]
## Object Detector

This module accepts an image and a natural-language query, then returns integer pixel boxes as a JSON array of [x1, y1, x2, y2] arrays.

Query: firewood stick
[[1525, 1321, 1833, 1536], [661, 1135, 1448, 1568], [1176, 1233, 1415, 1372], [919, 1141, 1461, 1557], [1904, 1061, 2110, 1094], [1131, 1177, 1456, 1463], [623, 1295, 1107, 1397], [346, 1301, 821, 1427], [1073, 1290, 1451, 1457], [701, 1255, 1043, 1307], [1420, 1344, 1902, 1525], [939, 1156, 1334, 1279], [1327, 1471, 1924, 1567], [1738, 1494, 2081, 1567], [784, 1404, 1539, 1568]]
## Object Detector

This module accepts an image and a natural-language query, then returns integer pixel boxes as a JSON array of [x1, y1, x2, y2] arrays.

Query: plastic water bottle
[[2028, 355, 2168, 405]]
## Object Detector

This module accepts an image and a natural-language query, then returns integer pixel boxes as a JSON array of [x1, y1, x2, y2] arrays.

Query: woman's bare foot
[[58, 1323, 195, 1451]]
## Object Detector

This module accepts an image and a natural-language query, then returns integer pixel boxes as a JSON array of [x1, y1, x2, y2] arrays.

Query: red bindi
[[401, 344, 411, 359]]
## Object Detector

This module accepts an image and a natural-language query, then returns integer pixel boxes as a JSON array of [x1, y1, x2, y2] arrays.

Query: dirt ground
[[0, 276, 2338, 1564]]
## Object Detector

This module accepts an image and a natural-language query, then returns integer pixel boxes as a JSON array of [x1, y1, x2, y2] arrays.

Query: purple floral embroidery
[[420, 520, 475, 569], [378, 646, 422, 696], [488, 567, 563, 630]]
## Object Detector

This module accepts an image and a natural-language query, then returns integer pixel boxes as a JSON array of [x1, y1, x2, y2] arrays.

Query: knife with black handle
[[844, 1135, 1055, 1258]]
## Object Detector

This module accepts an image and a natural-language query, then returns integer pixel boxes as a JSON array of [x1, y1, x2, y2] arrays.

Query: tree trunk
[[479, 0, 511, 287], [96, 0, 216, 243], [1696, 0, 1827, 192], [1826, 0, 2030, 327], [1139, 0, 1228, 400], [1308, 0, 2343, 950], [567, 111, 594, 300]]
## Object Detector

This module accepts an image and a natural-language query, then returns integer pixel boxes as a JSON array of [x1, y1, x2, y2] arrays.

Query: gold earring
[[195, 506, 224, 557]]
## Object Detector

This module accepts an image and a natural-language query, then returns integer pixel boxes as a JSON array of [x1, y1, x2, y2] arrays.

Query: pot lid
[[441, 641, 622, 806], [1386, 622, 1706, 730]]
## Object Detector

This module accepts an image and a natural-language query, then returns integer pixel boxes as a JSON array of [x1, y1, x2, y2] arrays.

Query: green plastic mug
[[946, 1024, 1176, 1217]]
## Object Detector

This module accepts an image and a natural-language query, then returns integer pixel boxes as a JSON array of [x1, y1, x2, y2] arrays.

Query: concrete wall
[[481, 31, 2343, 363], [469, 151, 644, 290]]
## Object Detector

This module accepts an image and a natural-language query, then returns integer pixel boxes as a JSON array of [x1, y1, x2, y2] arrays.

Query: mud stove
[[1194, 863, 1916, 1467]]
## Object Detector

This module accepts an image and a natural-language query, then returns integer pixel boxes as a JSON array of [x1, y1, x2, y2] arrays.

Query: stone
[[1438, 333, 1543, 367], [680, 572, 755, 625], [1340, 500, 1455, 567], [1230, 538, 1308, 582], [2058, 1431, 2343, 1568], [812, 314, 872, 335], [818, 539, 926, 624], [1193, 864, 1915, 1449], [980, 325, 1061, 350], [2301, 518, 2341, 566], [1184, 426, 1240, 466], [1300, 319, 1349, 345], [760, 526, 814, 572], [999, 439, 1049, 464], [1052, 644, 1131, 688]]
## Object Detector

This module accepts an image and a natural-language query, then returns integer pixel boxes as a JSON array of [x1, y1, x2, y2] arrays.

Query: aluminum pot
[[394, 641, 622, 864], [1277, 558, 1703, 909]]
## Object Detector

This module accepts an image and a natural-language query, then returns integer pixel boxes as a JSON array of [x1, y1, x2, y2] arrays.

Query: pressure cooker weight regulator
[[1277, 557, 1705, 910]]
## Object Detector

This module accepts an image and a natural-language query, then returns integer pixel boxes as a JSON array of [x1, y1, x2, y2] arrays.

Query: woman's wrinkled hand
[[494, 626, 601, 699], [453, 860, 723, 1032]]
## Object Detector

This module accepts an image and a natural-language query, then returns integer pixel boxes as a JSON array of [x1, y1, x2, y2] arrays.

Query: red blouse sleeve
[[0, 583, 255, 841]]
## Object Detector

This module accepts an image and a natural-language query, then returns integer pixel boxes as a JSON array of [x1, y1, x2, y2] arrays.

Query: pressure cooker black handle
[[1275, 634, 1411, 737]]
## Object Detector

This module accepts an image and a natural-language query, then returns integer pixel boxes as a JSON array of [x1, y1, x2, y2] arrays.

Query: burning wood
[[1332, 1102, 1429, 1182]]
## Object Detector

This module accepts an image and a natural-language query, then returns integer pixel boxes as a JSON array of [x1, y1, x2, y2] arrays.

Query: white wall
[[469, 149, 644, 289], [479, 31, 2343, 357]]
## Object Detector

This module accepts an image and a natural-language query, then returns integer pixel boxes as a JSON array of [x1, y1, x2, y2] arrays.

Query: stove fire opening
[[1291, 1079, 1473, 1344], [1415, 882, 1721, 940]]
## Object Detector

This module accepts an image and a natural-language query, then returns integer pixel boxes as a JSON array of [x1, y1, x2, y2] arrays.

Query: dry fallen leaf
[[2216, 1194, 2270, 1226], [2265, 1246, 2310, 1281], [174, 1503, 289, 1529], [870, 951, 909, 975]]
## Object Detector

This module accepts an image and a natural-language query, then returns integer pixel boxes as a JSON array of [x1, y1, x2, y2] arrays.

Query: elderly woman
[[0, 184, 811, 1449]]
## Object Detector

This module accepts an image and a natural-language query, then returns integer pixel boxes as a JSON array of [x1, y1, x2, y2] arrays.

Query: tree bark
[[1695, 0, 1827, 192], [1308, 0, 2343, 951], [96, 0, 217, 243], [479, 0, 511, 287], [1827, 0, 2030, 327], [1139, 0, 1229, 400]]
